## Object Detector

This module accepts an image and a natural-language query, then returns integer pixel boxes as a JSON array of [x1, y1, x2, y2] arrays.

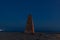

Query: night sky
[[0, 0, 60, 32]]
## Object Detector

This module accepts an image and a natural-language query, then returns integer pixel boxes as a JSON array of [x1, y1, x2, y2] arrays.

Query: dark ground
[[0, 32, 60, 40]]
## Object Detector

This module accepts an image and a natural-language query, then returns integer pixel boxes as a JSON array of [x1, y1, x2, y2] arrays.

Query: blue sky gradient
[[0, 0, 60, 32]]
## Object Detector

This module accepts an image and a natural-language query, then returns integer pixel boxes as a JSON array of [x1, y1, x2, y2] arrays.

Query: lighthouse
[[24, 14, 34, 35]]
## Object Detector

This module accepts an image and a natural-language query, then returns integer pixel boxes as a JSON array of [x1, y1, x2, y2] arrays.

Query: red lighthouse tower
[[25, 14, 34, 34]]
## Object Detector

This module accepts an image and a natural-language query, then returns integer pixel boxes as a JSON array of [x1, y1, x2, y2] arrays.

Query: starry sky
[[0, 0, 60, 32]]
